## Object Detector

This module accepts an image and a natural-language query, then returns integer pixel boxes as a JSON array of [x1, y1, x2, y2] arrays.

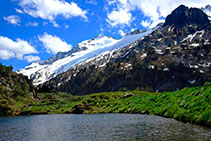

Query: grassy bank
[[18, 83, 211, 127]]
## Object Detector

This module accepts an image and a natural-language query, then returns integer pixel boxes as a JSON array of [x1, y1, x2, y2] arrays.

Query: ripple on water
[[0, 114, 210, 141]]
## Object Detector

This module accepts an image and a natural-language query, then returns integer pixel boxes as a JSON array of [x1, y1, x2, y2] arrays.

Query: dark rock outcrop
[[163, 5, 210, 28]]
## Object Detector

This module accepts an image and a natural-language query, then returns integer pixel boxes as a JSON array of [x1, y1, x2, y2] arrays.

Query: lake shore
[[9, 82, 209, 128]]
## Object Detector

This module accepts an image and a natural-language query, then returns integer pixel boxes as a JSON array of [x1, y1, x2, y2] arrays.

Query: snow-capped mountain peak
[[94, 34, 108, 39], [78, 34, 116, 50], [17, 27, 158, 86]]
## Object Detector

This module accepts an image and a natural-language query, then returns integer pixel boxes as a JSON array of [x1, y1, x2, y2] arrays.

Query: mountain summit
[[163, 5, 210, 28], [201, 5, 211, 19], [18, 5, 211, 95], [18, 28, 156, 85], [41, 5, 210, 95]]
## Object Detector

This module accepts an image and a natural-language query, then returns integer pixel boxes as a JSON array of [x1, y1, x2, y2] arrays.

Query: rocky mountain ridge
[[40, 5, 211, 95], [18, 28, 156, 85], [202, 4, 211, 20]]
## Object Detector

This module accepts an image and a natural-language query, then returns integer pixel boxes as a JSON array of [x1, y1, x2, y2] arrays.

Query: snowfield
[[17, 28, 157, 85]]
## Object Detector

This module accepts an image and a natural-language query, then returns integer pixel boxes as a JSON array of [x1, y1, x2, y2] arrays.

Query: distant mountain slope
[[18, 29, 157, 85], [42, 5, 211, 95]]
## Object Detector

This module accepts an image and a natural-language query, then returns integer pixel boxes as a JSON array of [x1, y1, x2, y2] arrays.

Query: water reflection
[[0, 114, 210, 141]]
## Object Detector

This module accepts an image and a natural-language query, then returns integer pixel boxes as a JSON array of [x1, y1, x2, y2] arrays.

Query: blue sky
[[0, 0, 209, 71]]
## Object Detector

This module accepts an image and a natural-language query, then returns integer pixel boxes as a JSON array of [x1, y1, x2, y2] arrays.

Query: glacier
[[17, 28, 157, 85]]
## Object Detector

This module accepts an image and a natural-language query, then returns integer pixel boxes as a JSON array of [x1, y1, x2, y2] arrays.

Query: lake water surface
[[0, 114, 210, 141]]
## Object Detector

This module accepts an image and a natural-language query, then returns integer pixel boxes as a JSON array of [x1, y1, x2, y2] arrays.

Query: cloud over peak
[[38, 33, 72, 54], [107, 9, 132, 27]]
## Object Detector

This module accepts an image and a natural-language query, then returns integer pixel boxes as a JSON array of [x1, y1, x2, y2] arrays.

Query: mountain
[[40, 5, 211, 95], [0, 64, 37, 116], [202, 5, 211, 20], [163, 5, 210, 27], [18, 29, 157, 86]]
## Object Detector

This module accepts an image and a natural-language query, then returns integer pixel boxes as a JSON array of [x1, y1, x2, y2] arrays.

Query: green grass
[[20, 92, 84, 115], [70, 84, 211, 126], [1, 83, 211, 127]]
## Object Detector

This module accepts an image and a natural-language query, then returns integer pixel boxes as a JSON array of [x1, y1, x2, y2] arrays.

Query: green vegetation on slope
[[0, 64, 37, 116], [0, 63, 210, 127], [20, 83, 211, 127], [20, 92, 83, 115]]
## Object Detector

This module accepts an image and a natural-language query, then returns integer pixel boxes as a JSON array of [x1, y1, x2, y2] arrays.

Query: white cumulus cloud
[[38, 33, 72, 54], [131, 0, 210, 27], [107, 0, 211, 28], [3, 15, 20, 26], [0, 36, 38, 60], [0, 50, 15, 60], [18, 0, 87, 21], [24, 55, 40, 62], [107, 9, 132, 26]]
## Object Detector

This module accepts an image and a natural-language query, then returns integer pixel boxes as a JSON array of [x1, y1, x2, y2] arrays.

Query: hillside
[[0, 64, 37, 116]]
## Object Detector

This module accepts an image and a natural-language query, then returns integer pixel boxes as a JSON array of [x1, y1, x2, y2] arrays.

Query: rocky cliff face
[[39, 5, 211, 95], [163, 5, 210, 28]]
